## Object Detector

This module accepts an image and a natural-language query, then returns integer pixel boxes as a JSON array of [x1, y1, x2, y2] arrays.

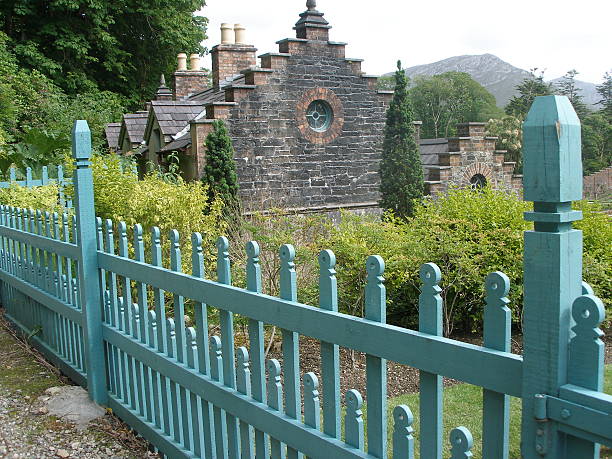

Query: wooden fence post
[[72, 120, 107, 405], [520, 96, 583, 458]]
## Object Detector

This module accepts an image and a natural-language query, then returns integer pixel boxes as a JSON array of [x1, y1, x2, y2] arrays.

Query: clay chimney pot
[[177, 53, 187, 71], [220, 23, 235, 44], [189, 54, 201, 71], [234, 24, 247, 44]]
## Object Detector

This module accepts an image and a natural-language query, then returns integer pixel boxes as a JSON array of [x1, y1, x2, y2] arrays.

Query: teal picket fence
[[0, 96, 609, 459], [0, 165, 73, 208]]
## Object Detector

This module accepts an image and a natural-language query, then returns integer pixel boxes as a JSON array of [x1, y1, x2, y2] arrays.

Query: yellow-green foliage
[[325, 187, 610, 334], [85, 155, 226, 269], [0, 183, 62, 214]]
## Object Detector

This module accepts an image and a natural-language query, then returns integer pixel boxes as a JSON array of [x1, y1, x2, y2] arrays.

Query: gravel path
[[0, 312, 155, 459]]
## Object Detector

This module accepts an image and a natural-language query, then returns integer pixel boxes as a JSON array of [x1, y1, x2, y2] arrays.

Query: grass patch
[[0, 320, 64, 398], [359, 365, 611, 458]]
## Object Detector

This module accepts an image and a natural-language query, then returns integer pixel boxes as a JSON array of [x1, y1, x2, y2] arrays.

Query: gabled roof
[[118, 111, 149, 151], [104, 123, 121, 150], [146, 101, 205, 140]]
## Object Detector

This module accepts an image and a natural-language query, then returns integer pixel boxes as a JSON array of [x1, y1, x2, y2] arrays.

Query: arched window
[[470, 174, 487, 189]]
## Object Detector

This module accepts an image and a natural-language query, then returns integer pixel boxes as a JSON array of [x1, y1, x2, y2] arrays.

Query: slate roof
[[159, 134, 192, 153], [123, 111, 149, 145], [149, 101, 205, 138], [419, 138, 448, 165], [104, 123, 121, 150]]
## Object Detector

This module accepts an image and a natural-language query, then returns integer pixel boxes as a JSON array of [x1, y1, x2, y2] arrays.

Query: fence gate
[[0, 96, 609, 458]]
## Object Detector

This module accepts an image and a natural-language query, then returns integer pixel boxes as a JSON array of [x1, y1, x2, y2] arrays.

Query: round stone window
[[306, 100, 333, 132], [470, 174, 487, 189]]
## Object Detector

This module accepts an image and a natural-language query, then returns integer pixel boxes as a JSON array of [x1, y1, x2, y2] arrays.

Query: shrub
[[0, 183, 62, 215], [326, 188, 610, 335]]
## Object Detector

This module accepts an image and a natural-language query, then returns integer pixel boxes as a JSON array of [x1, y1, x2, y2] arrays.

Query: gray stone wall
[[226, 47, 388, 210]]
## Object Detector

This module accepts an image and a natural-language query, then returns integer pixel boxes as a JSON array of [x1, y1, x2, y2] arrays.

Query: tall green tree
[[556, 69, 589, 119], [581, 112, 611, 175], [596, 71, 612, 116], [379, 61, 424, 218], [505, 69, 552, 118], [0, 0, 207, 104], [410, 71, 502, 138], [202, 120, 240, 214]]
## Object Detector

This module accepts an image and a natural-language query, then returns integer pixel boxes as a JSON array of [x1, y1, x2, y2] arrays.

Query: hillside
[[392, 54, 600, 108]]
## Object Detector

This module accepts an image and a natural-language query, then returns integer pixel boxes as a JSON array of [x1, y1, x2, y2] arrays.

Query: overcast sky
[[197, 0, 610, 84]]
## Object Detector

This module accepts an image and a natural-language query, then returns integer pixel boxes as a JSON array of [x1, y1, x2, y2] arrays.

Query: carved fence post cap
[[522, 95, 582, 203], [72, 120, 92, 160]]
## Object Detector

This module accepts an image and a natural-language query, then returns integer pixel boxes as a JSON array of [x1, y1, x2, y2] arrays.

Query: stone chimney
[[211, 23, 257, 89], [155, 74, 173, 101], [173, 52, 209, 100], [294, 0, 331, 40]]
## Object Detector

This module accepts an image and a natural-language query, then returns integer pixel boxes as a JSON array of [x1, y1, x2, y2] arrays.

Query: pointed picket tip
[[71, 120, 92, 160], [522, 95, 582, 203]]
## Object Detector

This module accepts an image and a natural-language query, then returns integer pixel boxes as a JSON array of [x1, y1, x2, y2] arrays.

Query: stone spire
[[155, 74, 173, 101], [295, 0, 330, 40]]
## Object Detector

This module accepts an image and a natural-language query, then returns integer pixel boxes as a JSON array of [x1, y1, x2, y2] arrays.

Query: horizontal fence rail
[[0, 100, 609, 459]]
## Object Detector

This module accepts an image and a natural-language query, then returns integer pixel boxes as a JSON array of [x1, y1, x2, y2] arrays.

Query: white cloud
[[197, 0, 611, 83]]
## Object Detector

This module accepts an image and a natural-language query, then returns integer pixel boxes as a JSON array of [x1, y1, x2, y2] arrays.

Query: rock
[[56, 449, 70, 458], [35, 406, 48, 415], [39, 386, 105, 430]]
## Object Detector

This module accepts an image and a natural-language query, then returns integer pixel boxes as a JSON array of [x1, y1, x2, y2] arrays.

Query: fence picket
[[216, 237, 239, 458], [245, 240, 268, 459], [392, 405, 414, 459], [210, 335, 229, 459], [566, 294, 605, 458], [267, 359, 285, 459], [483, 272, 511, 459], [303, 372, 320, 431], [131, 303, 146, 418], [419, 262, 443, 459], [166, 318, 182, 444], [237, 346, 254, 459], [186, 327, 202, 457], [449, 427, 474, 459], [148, 310, 163, 430], [279, 244, 301, 459], [345, 389, 364, 451], [191, 232, 216, 459], [318, 249, 341, 440], [365, 255, 387, 459]]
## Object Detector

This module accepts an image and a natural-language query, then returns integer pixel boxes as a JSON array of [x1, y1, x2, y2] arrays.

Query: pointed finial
[[160, 73, 167, 87], [307, 0, 316, 10]]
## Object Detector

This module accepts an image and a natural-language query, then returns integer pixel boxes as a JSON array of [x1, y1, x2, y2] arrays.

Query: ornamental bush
[[327, 188, 610, 334]]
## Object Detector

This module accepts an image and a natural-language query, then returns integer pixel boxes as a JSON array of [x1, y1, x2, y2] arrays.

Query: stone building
[[106, 1, 521, 210]]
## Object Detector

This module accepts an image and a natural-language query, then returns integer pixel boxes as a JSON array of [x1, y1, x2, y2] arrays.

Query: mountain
[[390, 54, 600, 108]]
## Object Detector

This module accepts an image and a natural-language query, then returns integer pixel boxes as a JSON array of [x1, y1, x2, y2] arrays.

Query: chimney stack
[[211, 23, 257, 89], [173, 52, 209, 100]]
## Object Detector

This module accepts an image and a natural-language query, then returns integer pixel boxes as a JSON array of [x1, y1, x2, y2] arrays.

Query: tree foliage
[[202, 120, 240, 214], [379, 61, 424, 218], [0, 0, 207, 104], [556, 69, 589, 119], [0, 32, 125, 176], [505, 69, 553, 118], [486, 115, 523, 171], [410, 71, 502, 138], [596, 71, 612, 116]]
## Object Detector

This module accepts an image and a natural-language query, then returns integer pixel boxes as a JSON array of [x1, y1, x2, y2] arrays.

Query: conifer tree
[[556, 69, 589, 119], [202, 120, 240, 213], [379, 60, 424, 218]]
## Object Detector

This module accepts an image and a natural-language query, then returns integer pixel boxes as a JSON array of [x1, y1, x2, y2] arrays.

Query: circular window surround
[[296, 88, 344, 145]]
